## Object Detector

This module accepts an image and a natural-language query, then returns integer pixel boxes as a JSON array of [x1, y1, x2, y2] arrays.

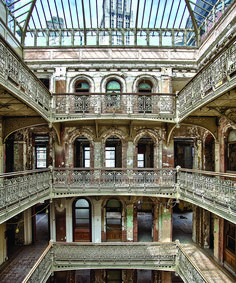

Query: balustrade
[[0, 169, 51, 223], [177, 39, 236, 120], [52, 93, 176, 121], [23, 242, 208, 283], [0, 38, 51, 120], [0, 167, 236, 224]]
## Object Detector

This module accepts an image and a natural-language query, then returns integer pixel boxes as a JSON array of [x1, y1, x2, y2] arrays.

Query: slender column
[[50, 202, 56, 242], [66, 199, 73, 242], [127, 141, 134, 168], [159, 202, 172, 242], [94, 141, 102, 168], [214, 216, 224, 263], [153, 202, 159, 242], [93, 199, 102, 243], [203, 209, 210, 248], [126, 203, 134, 242], [24, 208, 32, 245], [215, 141, 220, 172], [0, 223, 7, 265]]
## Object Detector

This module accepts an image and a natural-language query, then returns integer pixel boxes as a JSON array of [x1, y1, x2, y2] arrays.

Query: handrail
[[178, 168, 236, 179], [22, 242, 53, 283], [0, 168, 50, 178], [53, 92, 177, 96]]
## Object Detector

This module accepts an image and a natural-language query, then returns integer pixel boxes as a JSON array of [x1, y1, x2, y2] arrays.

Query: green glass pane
[[75, 198, 89, 207], [107, 81, 121, 90], [107, 199, 121, 208], [139, 82, 151, 89]]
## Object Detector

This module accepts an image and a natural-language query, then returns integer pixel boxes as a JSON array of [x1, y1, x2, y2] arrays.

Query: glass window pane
[[138, 161, 144, 167], [84, 160, 90, 167], [75, 199, 89, 207], [106, 160, 115, 167], [76, 209, 89, 218], [84, 150, 90, 159]]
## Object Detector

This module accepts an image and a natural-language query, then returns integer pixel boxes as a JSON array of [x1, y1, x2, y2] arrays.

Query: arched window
[[106, 80, 121, 93], [73, 198, 91, 242], [138, 81, 152, 93], [75, 81, 90, 92], [138, 81, 152, 113], [105, 136, 122, 168], [106, 199, 122, 241]]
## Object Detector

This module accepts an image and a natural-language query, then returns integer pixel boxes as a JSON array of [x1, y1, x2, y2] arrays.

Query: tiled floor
[[0, 214, 49, 283]]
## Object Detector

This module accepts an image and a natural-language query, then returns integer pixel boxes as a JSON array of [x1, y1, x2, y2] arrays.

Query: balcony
[[52, 93, 176, 122], [23, 241, 208, 283], [0, 167, 236, 225]]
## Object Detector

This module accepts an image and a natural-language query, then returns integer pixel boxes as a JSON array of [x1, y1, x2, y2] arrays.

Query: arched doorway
[[106, 199, 122, 242], [73, 198, 91, 242], [137, 197, 153, 242], [138, 80, 152, 113], [204, 133, 215, 171], [227, 129, 236, 171]]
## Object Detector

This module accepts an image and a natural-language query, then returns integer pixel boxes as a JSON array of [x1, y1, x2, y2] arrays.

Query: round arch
[[69, 75, 95, 93], [132, 75, 159, 93], [100, 74, 126, 93]]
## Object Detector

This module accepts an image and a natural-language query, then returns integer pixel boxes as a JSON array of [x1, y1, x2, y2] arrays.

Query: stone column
[[215, 141, 220, 172], [94, 140, 102, 168], [214, 216, 224, 263], [159, 202, 172, 242], [203, 209, 211, 248], [153, 202, 159, 242], [192, 205, 197, 243], [24, 208, 32, 245], [127, 141, 134, 168], [93, 198, 102, 243], [50, 202, 56, 242], [126, 203, 134, 242], [66, 199, 73, 242], [0, 223, 7, 265]]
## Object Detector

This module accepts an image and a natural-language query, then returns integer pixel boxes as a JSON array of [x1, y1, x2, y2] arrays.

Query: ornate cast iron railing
[[0, 36, 51, 120], [52, 93, 176, 122], [23, 242, 210, 283], [176, 243, 208, 283], [0, 169, 51, 223], [22, 243, 53, 283], [1, 167, 236, 224], [53, 168, 176, 197], [177, 38, 236, 121], [177, 168, 236, 223]]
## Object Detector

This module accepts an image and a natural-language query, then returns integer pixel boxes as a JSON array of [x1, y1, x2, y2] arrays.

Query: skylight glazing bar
[[192, 10, 206, 20], [166, 0, 174, 28], [14, 10, 28, 20], [39, 0, 48, 28], [7, 0, 21, 8], [96, 0, 98, 28], [178, 5, 186, 28], [75, 0, 81, 28], [11, 1, 32, 14], [116, 0, 118, 28], [200, 0, 214, 7], [123, 0, 125, 28], [160, 0, 168, 28], [60, 0, 68, 29], [103, 0, 105, 27], [46, 0, 56, 29], [172, 0, 181, 28], [81, 0, 87, 34], [141, 0, 147, 29], [54, 0, 62, 29], [135, 0, 140, 30], [189, 1, 211, 14], [129, 0, 132, 28], [68, 0, 74, 29], [147, 0, 154, 28], [110, 0, 111, 28], [154, 0, 161, 28], [31, 15, 37, 29], [88, 0, 92, 28], [35, 5, 43, 29]]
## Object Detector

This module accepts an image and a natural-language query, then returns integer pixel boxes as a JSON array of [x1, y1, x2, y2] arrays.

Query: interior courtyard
[[0, 0, 236, 282]]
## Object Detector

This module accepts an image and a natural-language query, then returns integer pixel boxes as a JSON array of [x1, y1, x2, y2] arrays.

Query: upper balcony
[[52, 93, 176, 123]]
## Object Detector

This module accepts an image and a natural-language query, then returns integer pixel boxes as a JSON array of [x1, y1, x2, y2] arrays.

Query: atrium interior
[[0, 0, 236, 282]]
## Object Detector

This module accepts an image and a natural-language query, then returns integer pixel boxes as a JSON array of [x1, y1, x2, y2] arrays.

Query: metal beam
[[22, 0, 37, 45], [184, 0, 199, 44]]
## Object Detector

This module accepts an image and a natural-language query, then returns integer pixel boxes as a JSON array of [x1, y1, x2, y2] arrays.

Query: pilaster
[[0, 223, 7, 265], [24, 208, 32, 245]]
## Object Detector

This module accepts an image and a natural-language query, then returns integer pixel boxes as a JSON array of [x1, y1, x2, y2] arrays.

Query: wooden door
[[56, 209, 66, 242]]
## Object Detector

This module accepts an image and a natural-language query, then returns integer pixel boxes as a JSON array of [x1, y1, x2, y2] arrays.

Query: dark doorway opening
[[137, 198, 153, 242]]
